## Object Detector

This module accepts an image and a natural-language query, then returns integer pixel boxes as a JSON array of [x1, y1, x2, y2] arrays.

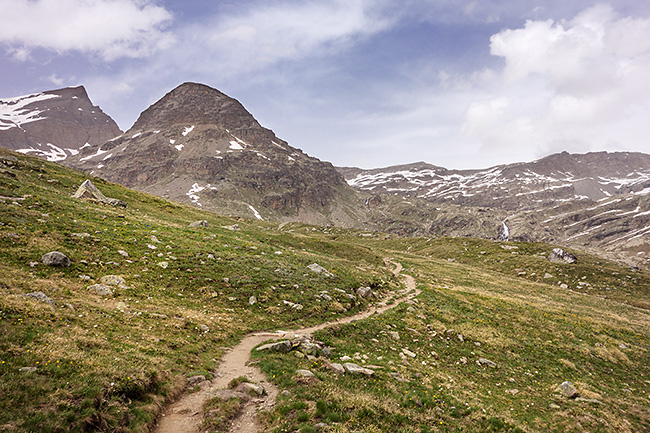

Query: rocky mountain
[[66, 82, 367, 227], [0, 86, 122, 161], [339, 152, 650, 268]]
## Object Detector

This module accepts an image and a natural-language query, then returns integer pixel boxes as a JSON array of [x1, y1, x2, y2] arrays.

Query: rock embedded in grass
[[22, 291, 55, 306], [41, 251, 70, 267], [477, 358, 497, 368], [556, 381, 579, 398], [189, 220, 209, 227], [87, 284, 113, 296]]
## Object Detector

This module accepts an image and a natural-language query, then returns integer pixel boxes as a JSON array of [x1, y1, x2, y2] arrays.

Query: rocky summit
[[66, 82, 367, 227], [0, 86, 122, 161]]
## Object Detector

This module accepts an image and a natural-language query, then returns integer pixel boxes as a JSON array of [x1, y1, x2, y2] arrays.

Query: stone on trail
[[239, 382, 265, 396], [42, 251, 70, 267], [187, 375, 206, 387], [556, 381, 579, 399], [256, 340, 293, 353]]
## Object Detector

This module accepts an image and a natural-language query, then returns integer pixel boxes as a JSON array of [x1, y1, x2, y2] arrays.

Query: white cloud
[[0, 0, 174, 61], [459, 5, 650, 163]]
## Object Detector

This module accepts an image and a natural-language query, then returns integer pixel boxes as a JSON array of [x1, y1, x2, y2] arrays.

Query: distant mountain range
[[1, 83, 648, 268]]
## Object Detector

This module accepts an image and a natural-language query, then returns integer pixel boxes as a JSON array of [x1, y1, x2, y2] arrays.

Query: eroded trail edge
[[154, 260, 419, 433]]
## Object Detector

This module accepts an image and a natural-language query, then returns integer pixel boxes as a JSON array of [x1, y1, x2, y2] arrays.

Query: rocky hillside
[[0, 86, 122, 161], [66, 82, 367, 227], [340, 152, 650, 268]]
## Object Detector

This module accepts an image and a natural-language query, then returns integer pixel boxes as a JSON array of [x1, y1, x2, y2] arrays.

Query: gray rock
[[477, 358, 497, 368], [72, 179, 126, 207], [556, 381, 579, 399], [187, 375, 206, 386], [22, 292, 55, 306], [314, 423, 328, 430], [402, 349, 417, 358], [549, 403, 561, 409], [390, 371, 409, 383], [19, 367, 37, 373], [320, 293, 332, 301], [296, 369, 315, 378], [87, 284, 113, 296], [189, 220, 209, 227], [389, 331, 400, 340], [343, 363, 375, 376], [157, 261, 168, 269], [575, 397, 601, 404], [100, 275, 126, 286], [239, 382, 265, 396], [117, 250, 129, 257], [325, 363, 345, 374], [249, 296, 257, 305], [548, 248, 577, 264], [356, 286, 373, 298], [42, 251, 70, 267], [307, 263, 334, 277], [256, 340, 293, 353]]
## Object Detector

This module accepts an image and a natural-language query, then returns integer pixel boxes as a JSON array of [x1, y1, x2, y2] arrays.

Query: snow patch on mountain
[[0, 92, 60, 131]]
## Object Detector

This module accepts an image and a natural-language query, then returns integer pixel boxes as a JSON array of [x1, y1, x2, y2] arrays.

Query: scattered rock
[[41, 251, 70, 267], [619, 343, 628, 350], [402, 349, 417, 358], [189, 220, 209, 227], [324, 363, 345, 375], [505, 389, 519, 395], [548, 248, 577, 264], [256, 340, 293, 353], [390, 371, 410, 383], [307, 263, 334, 277], [314, 422, 328, 430], [544, 273, 554, 279], [100, 275, 126, 286], [280, 390, 291, 397], [87, 284, 113, 296], [459, 357, 468, 365], [549, 403, 561, 409], [22, 292, 55, 306], [118, 250, 129, 257], [187, 375, 206, 387], [157, 261, 169, 269], [249, 296, 257, 305], [556, 381, 579, 399], [356, 286, 373, 298], [477, 358, 497, 368], [560, 283, 569, 289], [389, 331, 400, 341], [222, 224, 239, 231], [282, 300, 303, 310], [19, 367, 37, 373], [29, 261, 39, 267], [239, 382, 265, 396], [575, 397, 601, 404], [343, 363, 375, 376], [296, 369, 315, 378], [78, 275, 91, 281], [72, 179, 126, 207]]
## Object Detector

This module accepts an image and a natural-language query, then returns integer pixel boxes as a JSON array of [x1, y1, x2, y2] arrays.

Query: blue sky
[[2, 0, 650, 169]]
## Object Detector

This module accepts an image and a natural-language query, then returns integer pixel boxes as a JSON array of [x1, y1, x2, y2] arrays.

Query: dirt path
[[153, 260, 418, 433]]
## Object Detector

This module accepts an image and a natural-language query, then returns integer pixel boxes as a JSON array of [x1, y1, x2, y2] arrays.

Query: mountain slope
[[339, 152, 650, 268], [66, 82, 368, 227], [1, 146, 648, 433], [0, 86, 122, 161]]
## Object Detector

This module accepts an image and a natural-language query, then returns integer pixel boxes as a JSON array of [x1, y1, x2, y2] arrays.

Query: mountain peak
[[130, 82, 261, 133]]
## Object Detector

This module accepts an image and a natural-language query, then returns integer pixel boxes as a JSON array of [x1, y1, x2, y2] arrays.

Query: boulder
[[324, 363, 346, 375], [548, 248, 577, 264], [42, 251, 70, 267], [72, 179, 126, 207]]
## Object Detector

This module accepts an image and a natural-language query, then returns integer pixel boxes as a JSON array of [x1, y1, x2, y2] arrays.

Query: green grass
[[1, 147, 649, 432]]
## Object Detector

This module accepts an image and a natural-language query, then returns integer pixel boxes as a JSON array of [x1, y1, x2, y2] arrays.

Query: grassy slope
[[0, 147, 648, 433]]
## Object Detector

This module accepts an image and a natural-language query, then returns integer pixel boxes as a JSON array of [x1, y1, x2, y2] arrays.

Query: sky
[[2, 0, 650, 169]]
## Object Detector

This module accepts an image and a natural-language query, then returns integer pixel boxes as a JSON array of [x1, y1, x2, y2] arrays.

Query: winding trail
[[154, 259, 418, 433]]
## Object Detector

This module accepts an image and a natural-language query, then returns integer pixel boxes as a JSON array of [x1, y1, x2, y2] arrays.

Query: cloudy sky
[[2, 0, 650, 169]]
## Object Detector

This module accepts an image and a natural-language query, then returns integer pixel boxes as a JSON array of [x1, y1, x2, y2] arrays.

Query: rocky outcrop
[[0, 86, 122, 161], [67, 82, 367, 227]]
